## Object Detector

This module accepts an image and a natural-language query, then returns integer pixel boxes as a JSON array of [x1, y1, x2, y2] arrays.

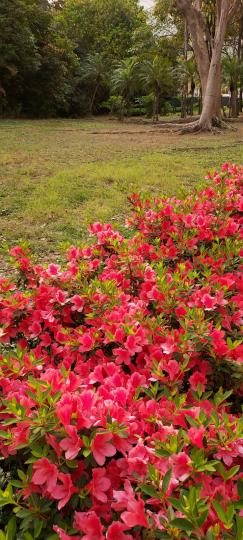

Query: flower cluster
[[0, 164, 242, 540]]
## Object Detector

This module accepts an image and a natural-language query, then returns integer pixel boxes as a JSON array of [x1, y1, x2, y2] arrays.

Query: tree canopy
[[0, 0, 242, 123]]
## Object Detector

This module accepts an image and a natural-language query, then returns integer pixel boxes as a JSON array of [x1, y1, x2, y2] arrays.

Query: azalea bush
[[0, 163, 242, 540]]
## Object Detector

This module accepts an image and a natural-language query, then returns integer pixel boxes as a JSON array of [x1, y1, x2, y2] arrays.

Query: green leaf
[[170, 518, 194, 531], [0, 431, 11, 439], [168, 497, 183, 511], [237, 479, 243, 498], [140, 484, 160, 499], [212, 500, 227, 523], [236, 515, 243, 540], [225, 465, 240, 480], [24, 533, 33, 540], [197, 508, 209, 527], [162, 468, 172, 495], [0, 485, 14, 508], [17, 469, 26, 481], [10, 480, 23, 488], [34, 520, 43, 539], [6, 517, 16, 540]]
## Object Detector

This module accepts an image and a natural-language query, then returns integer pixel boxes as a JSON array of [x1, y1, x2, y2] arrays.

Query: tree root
[[178, 116, 236, 134]]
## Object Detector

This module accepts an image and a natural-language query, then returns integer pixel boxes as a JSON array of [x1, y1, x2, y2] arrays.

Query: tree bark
[[90, 81, 99, 115], [175, 0, 241, 131], [238, 5, 243, 112], [190, 80, 195, 115], [181, 20, 188, 118], [231, 86, 238, 117], [175, 0, 210, 102]]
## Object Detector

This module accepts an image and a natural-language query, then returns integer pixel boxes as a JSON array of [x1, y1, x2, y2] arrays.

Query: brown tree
[[175, 0, 241, 131]]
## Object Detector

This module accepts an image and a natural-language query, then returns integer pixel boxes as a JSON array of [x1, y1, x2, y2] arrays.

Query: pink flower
[[165, 360, 180, 381], [91, 433, 116, 466], [106, 522, 133, 540], [74, 511, 104, 540], [161, 336, 176, 355], [47, 263, 61, 277], [125, 335, 142, 355], [121, 497, 149, 528], [201, 293, 217, 311], [89, 468, 111, 502], [171, 452, 192, 481], [188, 425, 205, 448], [79, 332, 94, 352], [29, 321, 42, 337], [189, 371, 207, 392], [53, 526, 80, 540], [52, 473, 78, 509], [32, 458, 58, 491], [60, 426, 82, 460], [71, 295, 84, 312]]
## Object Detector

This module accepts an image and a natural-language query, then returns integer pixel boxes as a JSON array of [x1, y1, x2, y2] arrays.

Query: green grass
[[0, 117, 242, 263]]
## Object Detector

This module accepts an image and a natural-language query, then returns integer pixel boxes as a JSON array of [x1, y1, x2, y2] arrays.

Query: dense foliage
[[1, 0, 242, 119], [0, 164, 242, 539]]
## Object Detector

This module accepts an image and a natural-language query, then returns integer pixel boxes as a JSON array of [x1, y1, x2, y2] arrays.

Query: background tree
[[139, 56, 173, 120], [222, 56, 243, 116], [80, 53, 108, 114], [110, 58, 139, 118]]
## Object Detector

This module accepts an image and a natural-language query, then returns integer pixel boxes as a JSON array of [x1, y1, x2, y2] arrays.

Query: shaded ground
[[0, 116, 243, 271]]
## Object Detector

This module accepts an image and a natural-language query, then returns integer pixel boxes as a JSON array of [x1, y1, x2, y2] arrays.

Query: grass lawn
[[0, 117, 242, 268]]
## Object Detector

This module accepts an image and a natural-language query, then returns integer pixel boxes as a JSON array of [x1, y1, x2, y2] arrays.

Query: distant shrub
[[0, 164, 242, 539]]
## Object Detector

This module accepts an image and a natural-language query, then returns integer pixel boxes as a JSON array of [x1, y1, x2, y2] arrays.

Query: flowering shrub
[[0, 163, 242, 540]]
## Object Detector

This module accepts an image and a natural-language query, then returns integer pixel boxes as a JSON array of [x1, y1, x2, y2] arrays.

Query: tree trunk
[[231, 87, 238, 117], [240, 90, 243, 113], [198, 53, 223, 128], [238, 6, 243, 113], [190, 80, 195, 115], [175, 0, 210, 103], [181, 19, 188, 118], [181, 87, 187, 118], [90, 82, 99, 115], [153, 91, 159, 121], [175, 0, 241, 131]]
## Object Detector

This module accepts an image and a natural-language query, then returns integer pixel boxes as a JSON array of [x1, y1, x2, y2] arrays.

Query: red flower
[[53, 526, 80, 540], [73, 511, 104, 539], [60, 426, 82, 460], [32, 458, 58, 491], [171, 452, 192, 481], [121, 497, 149, 528], [91, 433, 116, 466], [79, 332, 94, 352], [89, 468, 111, 502], [71, 295, 84, 312], [106, 522, 133, 540], [189, 371, 207, 392], [52, 473, 78, 509], [165, 360, 180, 381], [188, 426, 206, 448]]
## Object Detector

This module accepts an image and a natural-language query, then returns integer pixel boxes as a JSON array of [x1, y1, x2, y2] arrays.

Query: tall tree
[[174, 0, 241, 131], [80, 53, 108, 114], [111, 57, 139, 115], [139, 56, 173, 120], [222, 56, 243, 116]]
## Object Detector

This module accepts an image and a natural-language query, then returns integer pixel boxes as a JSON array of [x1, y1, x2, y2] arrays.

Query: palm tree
[[110, 58, 139, 118], [175, 57, 198, 117], [139, 56, 173, 121], [80, 53, 108, 115], [222, 57, 243, 117]]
